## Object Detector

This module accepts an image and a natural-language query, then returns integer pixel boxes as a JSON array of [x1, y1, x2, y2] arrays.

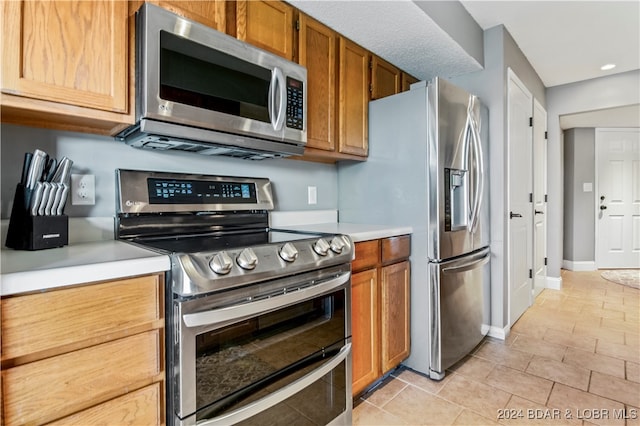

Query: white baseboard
[[487, 325, 509, 340], [546, 275, 563, 290], [562, 260, 597, 271]]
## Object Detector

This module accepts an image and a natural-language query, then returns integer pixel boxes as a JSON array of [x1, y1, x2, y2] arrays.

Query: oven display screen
[[147, 178, 257, 204]]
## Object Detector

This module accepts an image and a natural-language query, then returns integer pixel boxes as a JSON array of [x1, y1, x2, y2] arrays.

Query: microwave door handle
[[268, 67, 286, 131], [271, 67, 286, 131], [268, 69, 277, 128]]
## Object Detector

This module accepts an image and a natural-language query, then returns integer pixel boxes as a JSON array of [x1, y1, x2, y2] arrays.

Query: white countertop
[[0, 212, 411, 296], [278, 222, 412, 242], [1, 241, 170, 296]]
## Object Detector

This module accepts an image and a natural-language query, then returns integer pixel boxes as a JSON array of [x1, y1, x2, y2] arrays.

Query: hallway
[[353, 270, 640, 425]]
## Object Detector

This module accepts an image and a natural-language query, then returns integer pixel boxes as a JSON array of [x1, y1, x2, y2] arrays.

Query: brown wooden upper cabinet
[[338, 37, 370, 158], [235, 0, 295, 60], [144, 0, 227, 32], [402, 72, 420, 92], [297, 16, 370, 162], [371, 55, 401, 100], [0, 0, 131, 134], [297, 14, 337, 154]]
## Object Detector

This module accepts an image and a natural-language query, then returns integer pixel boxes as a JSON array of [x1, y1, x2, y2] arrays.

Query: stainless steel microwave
[[116, 4, 307, 160]]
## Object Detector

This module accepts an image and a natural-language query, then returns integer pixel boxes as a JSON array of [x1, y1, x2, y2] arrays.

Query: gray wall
[[450, 24, 545, 330], [563, 128, 595, 262], [0, 124, 338, 219]]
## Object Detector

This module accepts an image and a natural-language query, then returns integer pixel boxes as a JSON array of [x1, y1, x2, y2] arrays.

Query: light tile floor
[[353, 270, 640, 425]]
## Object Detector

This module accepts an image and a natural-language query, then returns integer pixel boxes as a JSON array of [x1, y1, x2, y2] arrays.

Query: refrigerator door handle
[[442, 252, 490, 274], [467, 95, 484, 234]]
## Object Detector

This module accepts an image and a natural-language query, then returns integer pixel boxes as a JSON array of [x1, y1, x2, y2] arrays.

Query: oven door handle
[[182, 271, 351, 328], [196, 343, 351, 426]]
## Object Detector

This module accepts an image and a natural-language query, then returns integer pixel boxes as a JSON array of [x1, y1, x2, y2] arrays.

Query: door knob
[[600, 205, 607, 210], [510, 211, 522, 219], [535, 210, 544, 215]]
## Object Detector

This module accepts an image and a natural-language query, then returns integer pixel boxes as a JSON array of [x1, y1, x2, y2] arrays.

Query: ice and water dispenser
[[444, 168, 469, 231]]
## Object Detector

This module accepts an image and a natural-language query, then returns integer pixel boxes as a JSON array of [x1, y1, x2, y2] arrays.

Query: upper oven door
[[173, 267, 351, 425], [136, 3, 306, 145]]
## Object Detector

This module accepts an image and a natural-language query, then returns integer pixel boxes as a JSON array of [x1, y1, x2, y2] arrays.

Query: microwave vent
[[116, 119, 300, 160]]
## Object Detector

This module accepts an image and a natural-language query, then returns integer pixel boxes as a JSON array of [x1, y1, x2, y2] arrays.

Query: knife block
[[5, 183, 68, 250]]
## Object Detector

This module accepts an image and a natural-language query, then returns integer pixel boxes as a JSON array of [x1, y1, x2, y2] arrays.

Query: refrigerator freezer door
[[429, 247, 490, 380]]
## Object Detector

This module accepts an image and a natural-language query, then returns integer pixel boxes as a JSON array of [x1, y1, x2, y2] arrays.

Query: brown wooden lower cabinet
[[0, 273, 165, 425], [351, 268, 379, 395], [351, 235, 411, 396]]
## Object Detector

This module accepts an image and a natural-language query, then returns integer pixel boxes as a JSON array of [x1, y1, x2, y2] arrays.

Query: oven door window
[[192, 289, 347, 423]]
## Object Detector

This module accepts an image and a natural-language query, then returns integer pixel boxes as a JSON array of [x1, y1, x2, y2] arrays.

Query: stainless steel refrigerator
[[338, 77, 490, 380]]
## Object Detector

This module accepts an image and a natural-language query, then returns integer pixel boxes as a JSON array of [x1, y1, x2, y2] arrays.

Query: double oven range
[[115, 169, 353, 426]]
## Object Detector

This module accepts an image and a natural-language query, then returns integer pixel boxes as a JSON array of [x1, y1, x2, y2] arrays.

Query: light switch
[[583, 182, 593, 192], [307, 186, 317, 205]]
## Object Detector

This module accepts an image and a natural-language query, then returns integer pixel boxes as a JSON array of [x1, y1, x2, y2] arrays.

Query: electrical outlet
[[307, 186, 317, 205], [71, 174, 96, 205]]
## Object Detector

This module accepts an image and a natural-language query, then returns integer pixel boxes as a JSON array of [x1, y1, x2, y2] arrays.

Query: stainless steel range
[[115, 169, 353, 426]]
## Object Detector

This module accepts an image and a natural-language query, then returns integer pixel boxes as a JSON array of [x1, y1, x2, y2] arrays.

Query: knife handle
[[38, 183, 52, 216], [21, 152, 33, 185], [30, 182, 44, 216]]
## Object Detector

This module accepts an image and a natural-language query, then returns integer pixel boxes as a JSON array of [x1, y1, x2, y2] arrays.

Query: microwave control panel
[[286, 77, 304, 130]]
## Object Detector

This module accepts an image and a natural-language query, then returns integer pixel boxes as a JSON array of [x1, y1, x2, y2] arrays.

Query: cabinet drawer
[[48, 382, 162, 426], [381, 235, 411, 264], [2, 330, 161, 425], [352, 240, 380, 272], [1, 274, 162, 363]]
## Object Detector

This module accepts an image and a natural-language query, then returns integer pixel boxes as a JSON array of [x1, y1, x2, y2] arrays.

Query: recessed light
[[601, 64, 616, 71]]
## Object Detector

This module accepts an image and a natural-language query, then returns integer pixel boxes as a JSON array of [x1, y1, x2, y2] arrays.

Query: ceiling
[[460, 1, 640, 88], [461, 0, 640, 128], [290, 0, 639, 129]]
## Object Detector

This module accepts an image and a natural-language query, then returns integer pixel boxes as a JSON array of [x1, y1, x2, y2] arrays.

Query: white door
[[507, 69, 533, 326], [532, 99, 547, 297], [596, 128, 640, 268]]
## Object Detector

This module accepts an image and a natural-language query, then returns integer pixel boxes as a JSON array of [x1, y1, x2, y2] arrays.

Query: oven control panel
[[175, 235, 353, 296]]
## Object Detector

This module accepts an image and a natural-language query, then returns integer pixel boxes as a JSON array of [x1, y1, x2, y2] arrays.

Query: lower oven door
[[172, 268, 352, 426]]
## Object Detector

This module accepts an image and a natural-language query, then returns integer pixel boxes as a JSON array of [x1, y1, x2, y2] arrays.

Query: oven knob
[[330, 236, 347, 254], [209, 252, 233, 275], [279, 242, 299, 262], [237, 248, 259, 270], [313, 238, 330, 256]]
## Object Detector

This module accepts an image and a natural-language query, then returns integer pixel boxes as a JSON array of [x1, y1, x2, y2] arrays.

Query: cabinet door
[[401, 72, 419, 92], [338, 37, 369, 157], [148, 0, 226, 32], [236, 0, 294, 60], [380, 261, 410, 373], [371, 55, 400, 100], [351, 268, 379, 396], [1, 1, 128, 113], [2, 330, 161, 425], [48, 383, 161, 426], [298, 14, 336, 152]]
